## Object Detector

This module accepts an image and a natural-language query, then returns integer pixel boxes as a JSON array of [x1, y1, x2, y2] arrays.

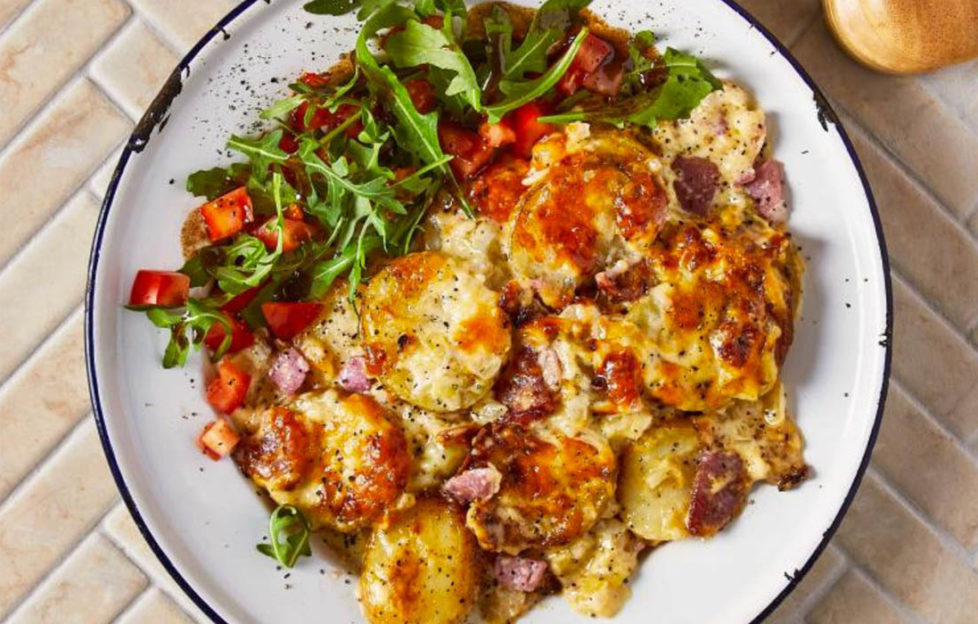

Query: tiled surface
[[0, 1, 976, 623]]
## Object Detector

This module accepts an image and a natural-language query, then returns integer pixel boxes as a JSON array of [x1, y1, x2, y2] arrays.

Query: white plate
[[85, 1, 892, 622]]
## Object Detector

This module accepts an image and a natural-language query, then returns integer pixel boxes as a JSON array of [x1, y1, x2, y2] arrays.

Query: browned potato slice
[[292, 279, 361, 385], [361, 251, 511, 412], [234, 390, 410, 532], [618, 421, 702, 542], [465, 423, 617, 554], [360, 498, 479, 624], [509, 132, 667, 308]]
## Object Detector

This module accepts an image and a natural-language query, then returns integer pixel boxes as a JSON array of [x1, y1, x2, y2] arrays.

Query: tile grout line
[[830, 555, 930, 624], [99, 518, 205, 624], [889, 267, 978, 374], [780, 547, 850, 622], [0, 432, 120, 620], [123, 1, 194, 58], [822, 79, 978, 231], [0, 3, 132, 158], [887, 377, 978, 480], [866, 465, 978, 572], [106, 585, 158, 624]]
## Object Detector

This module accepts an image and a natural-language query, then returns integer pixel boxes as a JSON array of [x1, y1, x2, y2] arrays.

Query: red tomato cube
[[204, 317, 255, 355], [261, 302, 323, 340], [197, 419, 240, 460], [255, 218, 315, 253], [200, 187, 254, 242], [128, 270, 190, 307], [509, 102, 556, 159], [438, 121, 495, 179], [205, 360, 251, 414]]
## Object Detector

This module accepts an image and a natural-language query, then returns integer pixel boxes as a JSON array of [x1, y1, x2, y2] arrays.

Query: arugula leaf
[[486, 27, 589, 122], [186, 164, 249, 200], [178, 254, 211, 288], [227, 130, 290, 183], [499, 0, 590, 82], [303, 0, 360, 15], [260, 94, 305, 120], [538, 47, 721, 129], [136, 298, 233, 368], [256, 505, 311, 568], [385, 19, 481, 111]]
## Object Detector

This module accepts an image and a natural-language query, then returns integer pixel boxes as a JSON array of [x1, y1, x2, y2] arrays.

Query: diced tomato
[[222, 287, 261, 315], [290, 101, 332, 133], [255, 218, 315, 253], [405, 78, 437, 114], [262, 302, 323, 340], [197, 419, 240, 460], [479, 118, 516, 148], [335, 104, 365, 138], [438, 121, 495, 179], [200, 187, 254, 242], [205, 360, 251, 414], [509, 102, 556, 159], [204, 317, 255, 355], [557, 34, 615, 96], [278, 131, 299, 153], [299, 71, 331, 89], [128, 270, 190, 307]]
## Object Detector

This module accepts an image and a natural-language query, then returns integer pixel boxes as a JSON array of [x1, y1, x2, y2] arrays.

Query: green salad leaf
[[256, 505, 312, 568], [130, 299, 233, 369], [499, 0, 591, 82]]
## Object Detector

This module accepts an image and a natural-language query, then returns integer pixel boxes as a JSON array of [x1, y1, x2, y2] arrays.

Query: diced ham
[[686, 451, 748, 537], [672, 156, 720, 216], [595, 259, 652, 303], [338, 356, 371, 393], [492, 556, 549, 592], [537, 348, 562, 391], [268, 348, 310, 396], [495, 346, 559, 421], [442, 465, 502, 503], [744, 160, 788, 223]]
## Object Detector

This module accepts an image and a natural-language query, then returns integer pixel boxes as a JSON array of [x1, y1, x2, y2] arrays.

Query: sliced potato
[[618, 421, 702, 542], [293, 279, 361, 386], [466, 424, 617, 554], [361, 251, 511, 412], [360, 498, 479, 624], [546, 519, 641, 618], [509, 132, 667, 308], [234, 390, 410, 532]]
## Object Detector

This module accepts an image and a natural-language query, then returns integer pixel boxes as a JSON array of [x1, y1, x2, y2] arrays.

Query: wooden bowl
[[823, 0, 978, 73]]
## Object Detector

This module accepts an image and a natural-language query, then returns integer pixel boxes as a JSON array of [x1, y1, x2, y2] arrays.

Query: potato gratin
[[127, 0, 807, 621]]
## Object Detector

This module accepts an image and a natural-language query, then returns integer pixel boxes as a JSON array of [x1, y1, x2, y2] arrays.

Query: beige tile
[[7, 533, 146, 624], [968, 208, 978, 240], [0, 309, 88, 500], [0, 193, 98, 381], [90, 145, 125, 200], [103, 504, 210, 622], [806, 570, 910, 624], [872, 384, 978, 548], [0, 0, 129, 146], [764, 545, 846, 624], [834, 473, 978, 624], [791, 19, 978, 217], [891, 276, 978, 441], [733, 0, 820, 47], [846, 121, 978, 330], [128, 0, 235, 52], [0, 79, 130, 268], [0, 0, 29, 29], [117, 588, 196, 624], [0, 421, 119, 617], [91, 19, 179, 120]]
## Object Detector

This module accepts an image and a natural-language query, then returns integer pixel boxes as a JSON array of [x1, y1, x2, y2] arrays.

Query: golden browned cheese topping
[[464, 424, 617, 554]]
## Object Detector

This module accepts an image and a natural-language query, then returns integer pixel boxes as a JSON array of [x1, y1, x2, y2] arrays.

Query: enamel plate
[[86, 1, 892, 622]]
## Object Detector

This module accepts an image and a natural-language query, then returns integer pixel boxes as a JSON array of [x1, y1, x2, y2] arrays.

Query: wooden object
[[823, 0, 978, 74]]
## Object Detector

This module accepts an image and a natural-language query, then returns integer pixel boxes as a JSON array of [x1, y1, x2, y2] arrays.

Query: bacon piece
[[268, 348, 310, 396], [745, 160, 788, 223], [672, 156, 720, 216], [338, 356, 371, 393], [495, 347, 559, 420], [443, 465, 502, 504], [492, 556, 549, 592], [686, 451, 748, 537], [595, 259, 652, 304]]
